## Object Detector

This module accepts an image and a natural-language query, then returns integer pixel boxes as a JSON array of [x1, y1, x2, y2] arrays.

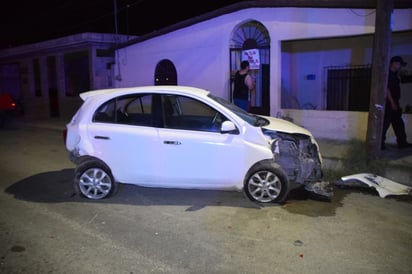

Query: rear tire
[[74, 159, 118, 200], [244, 160, 289, 204]]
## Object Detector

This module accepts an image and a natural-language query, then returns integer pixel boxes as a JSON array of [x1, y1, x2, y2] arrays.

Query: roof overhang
[[115, 0, 412, 49]]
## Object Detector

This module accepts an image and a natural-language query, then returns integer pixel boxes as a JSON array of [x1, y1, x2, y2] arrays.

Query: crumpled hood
[[261, 115, 313, 136]]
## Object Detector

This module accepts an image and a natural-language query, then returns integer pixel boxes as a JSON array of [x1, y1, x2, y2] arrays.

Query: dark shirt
[[233, 71, 249, 100], [387, 70, 401, 102]]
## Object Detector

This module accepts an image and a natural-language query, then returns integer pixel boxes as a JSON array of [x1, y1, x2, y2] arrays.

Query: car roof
[[79, 85, 211, 101]]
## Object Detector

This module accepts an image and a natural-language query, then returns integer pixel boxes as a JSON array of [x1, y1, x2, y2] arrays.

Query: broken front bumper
[[268, 132, 333, 199], [335, 173, 412, 198]]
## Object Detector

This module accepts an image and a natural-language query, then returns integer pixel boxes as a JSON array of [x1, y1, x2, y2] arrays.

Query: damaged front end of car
[[263, 129, 333, 199]]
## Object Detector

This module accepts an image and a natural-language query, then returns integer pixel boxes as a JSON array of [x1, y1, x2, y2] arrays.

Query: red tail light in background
[[0, 93, 17, 110]]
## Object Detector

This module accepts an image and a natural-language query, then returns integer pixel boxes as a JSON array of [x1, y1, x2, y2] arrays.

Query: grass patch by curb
[[323, 139, 389, 181]]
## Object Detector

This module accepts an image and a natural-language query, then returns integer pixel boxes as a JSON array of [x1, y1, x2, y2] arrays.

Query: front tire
[[74, 159, 117, 200], [244, 160, 289, 204]]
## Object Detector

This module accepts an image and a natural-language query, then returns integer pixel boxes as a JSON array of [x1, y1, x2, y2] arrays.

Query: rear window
[[93, 94, 154, 126]]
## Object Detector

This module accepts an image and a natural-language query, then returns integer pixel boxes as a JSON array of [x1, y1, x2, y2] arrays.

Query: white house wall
[[116, 14, 238, 98], [116, 7, 412, 140]]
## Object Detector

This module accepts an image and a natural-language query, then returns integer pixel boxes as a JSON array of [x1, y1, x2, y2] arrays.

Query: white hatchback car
[[65, 85, 331, 204]]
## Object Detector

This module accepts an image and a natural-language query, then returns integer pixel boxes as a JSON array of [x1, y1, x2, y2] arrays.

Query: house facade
[[0, 33, 134, 119], [114, 2, 412, 141]]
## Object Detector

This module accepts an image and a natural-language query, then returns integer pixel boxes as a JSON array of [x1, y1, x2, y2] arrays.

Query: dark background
[[0, 0, 242, 49]]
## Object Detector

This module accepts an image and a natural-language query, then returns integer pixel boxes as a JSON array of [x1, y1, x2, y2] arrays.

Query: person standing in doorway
[[382, 56, 411, 149], [233, 60, 255, 111]]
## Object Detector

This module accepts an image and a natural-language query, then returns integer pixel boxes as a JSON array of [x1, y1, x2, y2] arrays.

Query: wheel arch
[[76, 155, 109, 168], [244, 159, 287, 181]]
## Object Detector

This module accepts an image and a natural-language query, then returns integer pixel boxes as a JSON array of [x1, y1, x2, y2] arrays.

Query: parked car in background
[[64, 85, 332, 204], [0, 92, 17, 127]]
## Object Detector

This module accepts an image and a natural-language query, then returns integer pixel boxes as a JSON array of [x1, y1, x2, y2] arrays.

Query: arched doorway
[[154, 59, 177, 85], [230, 20, 270, 115]]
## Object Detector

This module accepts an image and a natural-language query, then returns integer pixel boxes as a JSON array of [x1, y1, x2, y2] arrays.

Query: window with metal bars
[[325, 65, 371, 111]]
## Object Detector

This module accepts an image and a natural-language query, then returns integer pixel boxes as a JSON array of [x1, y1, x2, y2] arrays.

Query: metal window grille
[[325, 65, 371, 111]]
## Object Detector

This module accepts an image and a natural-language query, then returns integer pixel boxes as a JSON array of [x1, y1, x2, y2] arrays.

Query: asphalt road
[[1, 124, 412, 274]]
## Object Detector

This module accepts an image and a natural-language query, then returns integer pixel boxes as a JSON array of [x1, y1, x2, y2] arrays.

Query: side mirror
[[220, 121, 239, 134]]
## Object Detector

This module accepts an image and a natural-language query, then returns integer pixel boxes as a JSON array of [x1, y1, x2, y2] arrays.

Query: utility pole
[[366, 0, 393, 160], [113, 0, 122, 81]]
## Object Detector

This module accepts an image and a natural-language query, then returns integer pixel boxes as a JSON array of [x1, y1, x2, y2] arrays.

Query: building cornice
[[115, 0, 412, 49], [0, 33, 135, 60]]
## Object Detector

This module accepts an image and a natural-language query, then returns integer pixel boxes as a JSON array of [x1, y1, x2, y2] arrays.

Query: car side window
[[162, 94, 227, 132], [93, 99, 115, 123], [117, 94, 153, 126], [93, 94, 153, 126]]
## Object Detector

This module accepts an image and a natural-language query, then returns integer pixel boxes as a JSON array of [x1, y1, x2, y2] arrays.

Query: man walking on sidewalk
[[382, 56, 411, 149]]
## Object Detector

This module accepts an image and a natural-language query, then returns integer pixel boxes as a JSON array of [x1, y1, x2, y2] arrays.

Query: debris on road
[[335, 173, 412, 198], [304, 181, 334, 199]]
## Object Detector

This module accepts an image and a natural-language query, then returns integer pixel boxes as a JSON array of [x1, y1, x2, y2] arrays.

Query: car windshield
[[208, 94, 269, 127]]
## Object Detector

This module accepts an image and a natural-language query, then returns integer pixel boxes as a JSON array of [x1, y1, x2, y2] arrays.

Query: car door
[[86, 93, 160, 185], [157, 94, 247, 189]]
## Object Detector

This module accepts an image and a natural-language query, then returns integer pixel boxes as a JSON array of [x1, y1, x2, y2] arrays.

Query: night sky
[[1, 0, 242, 49]]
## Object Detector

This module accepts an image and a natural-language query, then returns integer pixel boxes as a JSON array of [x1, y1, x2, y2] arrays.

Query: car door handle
[[94, 136, 110, 140], [163, 140, 181, 145]]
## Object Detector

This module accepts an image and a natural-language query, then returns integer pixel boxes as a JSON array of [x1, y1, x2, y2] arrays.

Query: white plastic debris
[[335, 173, 412, 198]]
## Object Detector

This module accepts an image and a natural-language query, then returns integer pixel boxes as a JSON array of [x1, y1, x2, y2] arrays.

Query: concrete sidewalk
[[17, 116, 412, 187]]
